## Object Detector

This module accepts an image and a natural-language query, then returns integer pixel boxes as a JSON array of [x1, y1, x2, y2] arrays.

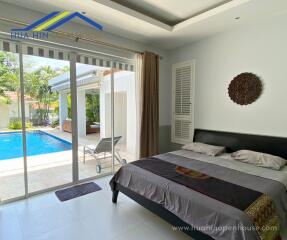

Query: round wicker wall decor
[[228, 72, 262, 105]]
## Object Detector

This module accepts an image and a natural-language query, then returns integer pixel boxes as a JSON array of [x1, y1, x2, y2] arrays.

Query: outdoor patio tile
[[0, 188, 25, 202]]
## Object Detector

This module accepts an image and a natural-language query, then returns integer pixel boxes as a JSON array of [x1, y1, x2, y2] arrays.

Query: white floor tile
[[0, 177, 192, 240], [77, 195, 145, 240], [113, 220, 191, 240], [14, 192, 59, 215], [113, 222, 166, 240], [27, 221, 94, 240], [0, 206, 23, 240], [18, 203, 78, 239]]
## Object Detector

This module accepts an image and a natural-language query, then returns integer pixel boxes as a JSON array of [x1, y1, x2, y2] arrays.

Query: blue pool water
[[0, 131, 72, 160]]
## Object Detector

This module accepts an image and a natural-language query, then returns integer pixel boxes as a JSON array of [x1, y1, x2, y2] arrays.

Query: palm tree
[[24, 66, 60, 124]]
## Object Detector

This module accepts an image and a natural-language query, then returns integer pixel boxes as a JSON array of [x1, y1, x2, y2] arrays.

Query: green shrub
[[51, 119, 59, 128], [86, 94, 100, 124], [9, 120, 22, 130], [25, 121, 33, 128], [8, 120, 33, 129]]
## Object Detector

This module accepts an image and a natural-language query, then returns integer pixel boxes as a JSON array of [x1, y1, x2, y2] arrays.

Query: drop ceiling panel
[[111, 0, 231, 25]]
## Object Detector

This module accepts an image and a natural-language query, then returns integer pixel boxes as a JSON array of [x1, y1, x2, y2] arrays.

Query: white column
[[77, 90, 86, 137], [59, 92, 68, 131]]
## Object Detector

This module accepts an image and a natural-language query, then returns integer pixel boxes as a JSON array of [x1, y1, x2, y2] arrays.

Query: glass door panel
[[23, 53, 72, 193], [76, 57, 112, 180], [0, 50, 26, 201]]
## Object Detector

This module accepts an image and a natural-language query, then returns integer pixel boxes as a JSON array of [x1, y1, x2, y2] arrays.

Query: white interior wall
[[169, 13, 287, 138]]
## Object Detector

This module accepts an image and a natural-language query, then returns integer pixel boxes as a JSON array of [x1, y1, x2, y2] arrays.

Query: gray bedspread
[[110, 150, 287, 240]]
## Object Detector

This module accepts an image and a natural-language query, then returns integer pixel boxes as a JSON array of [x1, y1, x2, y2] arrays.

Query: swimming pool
[[0, 131, 72, 160]]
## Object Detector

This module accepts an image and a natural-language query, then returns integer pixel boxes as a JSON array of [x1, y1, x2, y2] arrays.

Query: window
[[171, 60, 195, 144]]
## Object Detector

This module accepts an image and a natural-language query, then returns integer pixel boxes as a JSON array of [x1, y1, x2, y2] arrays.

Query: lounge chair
[[83, 136, 127, 173]]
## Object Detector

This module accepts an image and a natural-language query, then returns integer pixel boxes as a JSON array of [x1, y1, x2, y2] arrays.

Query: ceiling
[[1, 0, 287, 50], [110, 0, 231, 25]]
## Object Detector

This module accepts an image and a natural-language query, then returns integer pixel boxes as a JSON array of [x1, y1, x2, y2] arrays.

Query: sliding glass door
[[75, 54, 113, 180], [0, 38, 136, 203], [22, 51, 73, 193], [0, 48, 26, 201]]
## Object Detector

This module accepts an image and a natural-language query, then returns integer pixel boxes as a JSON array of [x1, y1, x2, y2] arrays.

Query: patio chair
[[83, 136, 127, 173]]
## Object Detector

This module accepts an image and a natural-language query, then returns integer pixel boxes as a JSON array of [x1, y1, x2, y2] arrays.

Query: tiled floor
[[0, 176, 191, 240]]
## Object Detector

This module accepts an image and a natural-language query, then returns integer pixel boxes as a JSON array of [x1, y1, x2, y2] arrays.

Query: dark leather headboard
[[194, 129, 287, 159]]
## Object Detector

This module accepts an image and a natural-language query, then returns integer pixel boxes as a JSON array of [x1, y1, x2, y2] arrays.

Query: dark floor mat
[[55, 182, 102, 201]]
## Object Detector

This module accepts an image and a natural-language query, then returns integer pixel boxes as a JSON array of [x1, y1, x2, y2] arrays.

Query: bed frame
[[112, 129, 287, 240]]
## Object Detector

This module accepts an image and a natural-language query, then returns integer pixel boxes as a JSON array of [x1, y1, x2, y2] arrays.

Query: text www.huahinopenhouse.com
[[171, 225, 278, 232]]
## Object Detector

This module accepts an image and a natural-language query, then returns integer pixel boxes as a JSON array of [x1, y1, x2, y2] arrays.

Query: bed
[[110, 129, 287, 240]]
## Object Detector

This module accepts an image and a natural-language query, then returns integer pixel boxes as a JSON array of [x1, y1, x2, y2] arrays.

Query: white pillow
[[182, 142, 225, 156], [231, 150, 286, 170]]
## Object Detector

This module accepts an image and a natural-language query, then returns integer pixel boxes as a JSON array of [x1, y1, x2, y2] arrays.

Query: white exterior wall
[[0, 104, 9, 129], [59, 92, 68, 131], [8, 102, 30, 119], [77, 90, 86, 137], [100, 71, 136, 154], [0, 101, 31, 129]]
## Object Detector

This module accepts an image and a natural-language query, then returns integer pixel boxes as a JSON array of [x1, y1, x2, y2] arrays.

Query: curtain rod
[[0, 16, 163, 59]]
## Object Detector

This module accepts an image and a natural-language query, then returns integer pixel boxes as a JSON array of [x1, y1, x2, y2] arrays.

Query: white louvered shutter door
[[171, 61, 194, 144]]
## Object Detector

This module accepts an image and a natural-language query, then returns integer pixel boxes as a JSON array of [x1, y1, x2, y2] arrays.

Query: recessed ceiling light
[[235, 17, 240, 20]]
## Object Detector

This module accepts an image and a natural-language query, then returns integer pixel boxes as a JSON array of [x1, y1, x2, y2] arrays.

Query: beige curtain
[[140, 51, 159, 158]]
